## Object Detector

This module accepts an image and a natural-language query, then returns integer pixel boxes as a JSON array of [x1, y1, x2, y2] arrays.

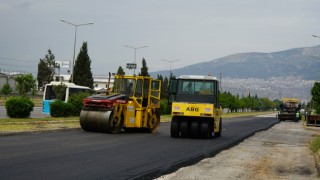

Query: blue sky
[[0, 0, 320, 76]]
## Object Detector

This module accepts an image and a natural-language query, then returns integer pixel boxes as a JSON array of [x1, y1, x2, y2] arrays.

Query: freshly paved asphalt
[[0, 116, 279, 180]]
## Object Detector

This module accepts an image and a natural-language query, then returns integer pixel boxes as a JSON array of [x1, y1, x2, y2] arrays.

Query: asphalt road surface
[[0, 116, 279, 180]]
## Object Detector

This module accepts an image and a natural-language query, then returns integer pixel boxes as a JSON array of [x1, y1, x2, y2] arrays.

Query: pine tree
[[139, 58, 149, 77], [157, 75, 164, 97], [37, 49, 56, 90], [117, 66, 125, 75], [311, 82, 320, 109], [169, 72, 176, 79], [162, 77, 169, 99], [157, 74, 163, 81], [73, 42, 94, 89]]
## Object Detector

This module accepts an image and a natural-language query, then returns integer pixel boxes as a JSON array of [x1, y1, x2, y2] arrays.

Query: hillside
[[151, 45, 320, 80], [150, 45, 320, 102]]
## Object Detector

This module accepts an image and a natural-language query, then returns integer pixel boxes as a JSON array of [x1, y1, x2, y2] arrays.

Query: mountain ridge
[[150, 45, 320, 102], [151, 45, 320, 80]]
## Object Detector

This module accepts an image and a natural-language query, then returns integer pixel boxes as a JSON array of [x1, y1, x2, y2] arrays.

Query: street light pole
[[161, 59, 180, 77], [60, 19, 93, 83], [123, 45, 148, 75]]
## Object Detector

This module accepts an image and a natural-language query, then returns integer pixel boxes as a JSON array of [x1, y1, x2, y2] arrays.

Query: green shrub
[[52, 83, 67, 101], [160, 99, 171, 115], [0, 83, 12, 99], [316, 106, 320, 115], [68, 92, 91, 116], [50, 100, 72, 117], [310, 136, 320, 153], [5, 96, 34, 118]]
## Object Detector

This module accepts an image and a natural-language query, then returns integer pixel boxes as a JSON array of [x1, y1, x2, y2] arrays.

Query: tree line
[[219, 92, 279, 112], [155, 77, 279, 112], [0, 42, 320, 112]]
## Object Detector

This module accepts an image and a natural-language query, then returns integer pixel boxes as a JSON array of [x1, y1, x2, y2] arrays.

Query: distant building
[[0, 70, 26, 93], [53, 74, 71, 83], [93, 74, 115, 92]]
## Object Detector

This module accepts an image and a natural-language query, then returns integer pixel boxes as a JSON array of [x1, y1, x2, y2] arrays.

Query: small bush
[[310, 136, 320, 153], [52, 83, 67, 101], [160, 99, 171, 115], [316, 106, 320, 115], [50, 100, 72, 117], [5, 96, 34, 118], [68, 92, 91, 116]]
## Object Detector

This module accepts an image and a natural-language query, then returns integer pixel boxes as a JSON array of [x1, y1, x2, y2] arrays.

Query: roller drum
[[80, 110, 112, 133]]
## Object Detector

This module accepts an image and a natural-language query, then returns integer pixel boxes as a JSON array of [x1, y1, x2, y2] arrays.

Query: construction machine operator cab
[[169, 75, 219, 106], [114, 75, 161, 108]]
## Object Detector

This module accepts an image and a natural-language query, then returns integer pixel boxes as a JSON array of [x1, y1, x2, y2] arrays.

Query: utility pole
[[124, 45, 148, 75], [60, 19, 93, 82], [161, 59, 180, 77]]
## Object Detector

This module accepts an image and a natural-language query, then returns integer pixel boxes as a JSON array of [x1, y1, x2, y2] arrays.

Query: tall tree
[[15, 74, 36, 96], [139, 58, 149, 77], [157, 74, 164, 98], [117, 66, 125, 75], [73, 42, 94, 89], [311, 82, 320, 109], [37, 49, 56, 90], [162, 76, 169, 99], [0, 83, 12, 99], [311, 82, 320, 104]]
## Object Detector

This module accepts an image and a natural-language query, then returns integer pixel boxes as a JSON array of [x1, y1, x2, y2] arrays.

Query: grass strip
[[0, 117, 80, 133], [310, 135, 320, 153]]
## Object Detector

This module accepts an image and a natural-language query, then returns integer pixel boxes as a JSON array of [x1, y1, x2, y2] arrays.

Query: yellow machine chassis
[[171, 102, 222, 138], [80, 75, 161, 133]]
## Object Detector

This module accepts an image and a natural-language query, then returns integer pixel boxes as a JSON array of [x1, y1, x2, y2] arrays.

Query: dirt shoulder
[[157, 118, 320, 179]]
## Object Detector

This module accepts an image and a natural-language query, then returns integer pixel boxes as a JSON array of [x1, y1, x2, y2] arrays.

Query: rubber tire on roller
[[200, 120, 211, 139], [190, 121, 199, 138], [171, 117, 179, 138], [180, 120, 189, 138], [108, 111, 124, 134], [148, 111, 160, 133]]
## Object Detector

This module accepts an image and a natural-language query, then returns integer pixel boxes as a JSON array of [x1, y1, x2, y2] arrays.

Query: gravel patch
[[157, 121, 319, 180]]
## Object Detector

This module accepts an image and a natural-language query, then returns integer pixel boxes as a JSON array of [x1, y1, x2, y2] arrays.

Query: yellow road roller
[[80, 75, 161, 133], [168, 75, 222, 139]]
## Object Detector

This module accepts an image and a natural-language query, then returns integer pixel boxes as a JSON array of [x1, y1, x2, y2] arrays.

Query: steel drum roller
[[80, 110, 112, 133]]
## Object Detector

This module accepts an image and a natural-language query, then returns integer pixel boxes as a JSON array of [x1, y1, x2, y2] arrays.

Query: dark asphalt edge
[[128, 118, 280, 180]]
